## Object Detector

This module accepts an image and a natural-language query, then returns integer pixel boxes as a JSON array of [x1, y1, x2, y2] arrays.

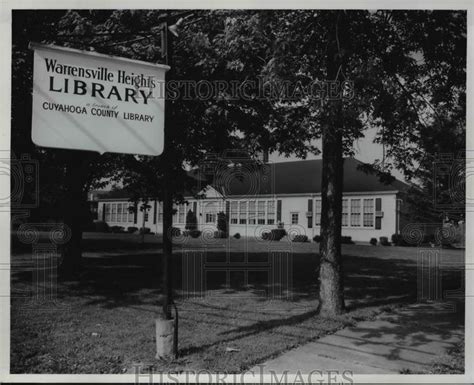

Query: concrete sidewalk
[[252, 302, 464, 374]]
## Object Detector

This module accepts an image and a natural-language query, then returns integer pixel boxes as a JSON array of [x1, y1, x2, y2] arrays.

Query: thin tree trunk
[[317, 11, 346, 316], [59, 155, 86, 278], [161, 26, 174, 320], [162, 187, 173, 319], [141, 206, 146, 244]]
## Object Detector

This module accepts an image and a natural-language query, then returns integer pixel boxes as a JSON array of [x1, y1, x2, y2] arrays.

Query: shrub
[[379, 236, 390, 246], [233, 233, 241, 239], [185, 209, 198, 231], [391, 233, 402, 245], [216, 212, 228, 237], [110, 225, 125, 233], [313, 235, 322, 243], [171, 227, 181, 237], [92, 220, 109, 233], [370, 237, 377, 246], [189, 230, 201, 238], [423, 234, 436, 245], [214, 230, 227, 238], [261, 229, 287, 241], [139, 227, 151, 235], [391, 233, 414, 247], [341, 236, 353, 244], [271, 229, 286, 241], [127, 226, 138, 233], [292, 235, 308, 243]]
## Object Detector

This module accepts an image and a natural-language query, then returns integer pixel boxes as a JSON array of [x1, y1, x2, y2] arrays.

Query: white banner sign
[[30, 43, 170, 156]]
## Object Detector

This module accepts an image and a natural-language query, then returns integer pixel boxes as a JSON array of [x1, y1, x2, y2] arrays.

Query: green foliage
[[341, 236, 354, 244], [139, 227, 151, 235], [216, 211, 228, 235], [262, 229, 286, 241], [12, 10, 466, 286], [171, 227, 181, 237], [292, 235, 308, 243], [13, 10, 465, 212], [379, 236, 390, 246], [110, 225, 125, 233], [189, 230, 201, 238], [185, 209, 198, 231]]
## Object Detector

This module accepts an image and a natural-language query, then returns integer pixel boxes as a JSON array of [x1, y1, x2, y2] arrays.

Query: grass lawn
[[10, 233, 465, 373]]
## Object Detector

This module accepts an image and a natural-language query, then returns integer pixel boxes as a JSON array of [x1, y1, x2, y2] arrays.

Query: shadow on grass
[[11, 248, 464, 311], [10, 245, 465, 374]]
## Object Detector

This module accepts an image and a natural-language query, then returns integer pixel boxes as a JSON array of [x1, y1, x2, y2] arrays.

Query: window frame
[[267, 200, 275, 225], [257, 200, 266, 225], [239, 201, 247, 224], [230, 201, 238, 224], [342, 199, 349, 227], [291, 212, 299, 225], [248, 200, 256, 225], [314, 199, 322, 226], [350, 198, 361, 227], [363, 198, 375, 228]]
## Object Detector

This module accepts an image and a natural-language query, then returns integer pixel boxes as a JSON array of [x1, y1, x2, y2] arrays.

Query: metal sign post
[[156, 20, 178, 359], [30, 35, 178, 359]]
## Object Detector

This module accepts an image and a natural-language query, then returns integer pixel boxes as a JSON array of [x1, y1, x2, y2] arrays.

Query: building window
[[257, 201, 266, 224], [204, 201, 218, 224], [117, 203, 123, 222], [123, 203, 129, 222], [342, 199, 349, 227], [248, 201, 256, 224], [239, 201, 247, 224], [350, 199, 361, 227], [314, 199, 322, 226], [104, 203, 111, 222], [172, 203, 185, 224], [178, 203, 186, 224], [103, 202, 152, 223], [267, 200, 275, 224], [204, 201, 219, 224], [111, 203, 117, 222], [205, 213, 215, 223], [291, 212, 299, 225], [230, 201, 238, 224], [363, 199, 374, 227], [158, 202, 163, 223]]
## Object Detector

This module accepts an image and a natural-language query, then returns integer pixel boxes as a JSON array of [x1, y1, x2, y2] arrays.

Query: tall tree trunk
[[318, 126, 345, 316], [59, 155, 86, 279], [317, 12, 346, 316]]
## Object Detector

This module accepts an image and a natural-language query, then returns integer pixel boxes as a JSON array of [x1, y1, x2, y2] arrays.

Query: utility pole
[[161, 20, 173, 321], [155, 11, 196, 359]]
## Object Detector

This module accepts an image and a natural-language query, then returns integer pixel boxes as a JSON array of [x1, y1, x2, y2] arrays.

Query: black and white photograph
[[1, 2, 472, 383]]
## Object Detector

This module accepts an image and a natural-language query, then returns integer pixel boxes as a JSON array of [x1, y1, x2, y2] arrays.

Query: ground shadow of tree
[[11, 248, 464, 310]]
